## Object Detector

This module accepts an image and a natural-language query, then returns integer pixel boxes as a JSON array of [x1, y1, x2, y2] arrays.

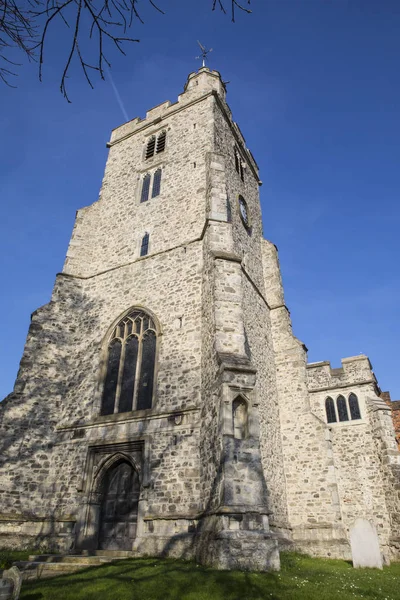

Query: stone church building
[[0, 67, 399, 571]]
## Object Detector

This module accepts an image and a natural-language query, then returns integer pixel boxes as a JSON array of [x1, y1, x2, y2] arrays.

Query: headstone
[[350, 518, 383, 569], [2, 566, 22, 599], [0, 579, 13, 600]]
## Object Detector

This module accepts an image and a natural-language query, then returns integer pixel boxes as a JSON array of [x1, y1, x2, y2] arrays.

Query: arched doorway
[[99, 461, 140, 550]]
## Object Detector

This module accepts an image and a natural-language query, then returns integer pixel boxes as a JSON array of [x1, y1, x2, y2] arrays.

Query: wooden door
[[99, 462, 139, 550]]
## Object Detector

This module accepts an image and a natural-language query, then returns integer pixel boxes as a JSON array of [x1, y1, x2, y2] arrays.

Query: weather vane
[[196, 41, 213, 67]]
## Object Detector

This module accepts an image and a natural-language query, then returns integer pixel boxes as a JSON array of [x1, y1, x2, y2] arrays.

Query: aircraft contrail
[[106, 66, 129, 122]]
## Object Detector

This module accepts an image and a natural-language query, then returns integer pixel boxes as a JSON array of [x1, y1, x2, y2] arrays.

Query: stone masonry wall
[[210, 95, 288, 528], [307, 358, 400, 561], [0, 240, 205, 548], [262, 241, 348, 556], [63, 82, 215, 279], [381, 392, 400, 449], [0, 72, 224, 549]]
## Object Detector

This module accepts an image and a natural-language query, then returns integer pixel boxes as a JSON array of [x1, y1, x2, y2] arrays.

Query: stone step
[[75, 549, 136, 558], [27, 554, 128, 564], [15, 561, 96, 581], [15, 553, 133, 581]]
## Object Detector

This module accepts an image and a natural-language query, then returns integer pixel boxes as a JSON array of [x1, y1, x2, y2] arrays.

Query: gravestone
[[1, 566, 22, 600], [350, 518, 383, 569]]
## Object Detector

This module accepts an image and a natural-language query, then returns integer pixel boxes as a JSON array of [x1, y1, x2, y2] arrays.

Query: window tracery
[[101, 309, 158, 416], [140, 169, 162, 203], [324, 393, 362, 424]]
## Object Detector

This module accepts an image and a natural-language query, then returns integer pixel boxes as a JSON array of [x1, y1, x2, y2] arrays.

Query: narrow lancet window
[[101, 339, 122, 415], [140, 174, 151, 203], [137, 330, 157, 410], [349, 393, 361, 420], [240, 161, 244, 182], [325, 397, 336, 423], [140, 233, 149, 257], [145, 136, 156, 159], [152, 169, 162, 198], [232, 398, 248, 439], [156, 131, 166, 154], [234, 150, 240, 173], [101, 310, 158, 415], [337, 395, 349, 422]]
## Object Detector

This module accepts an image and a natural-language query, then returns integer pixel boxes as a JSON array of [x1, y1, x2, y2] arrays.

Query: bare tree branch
[[0, 0, 252, 97], [0, 0, 38, 85]]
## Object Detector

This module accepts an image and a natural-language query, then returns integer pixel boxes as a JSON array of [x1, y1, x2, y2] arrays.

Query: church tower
[[0, 68, 281, 570], [1, 67, 400, 570]]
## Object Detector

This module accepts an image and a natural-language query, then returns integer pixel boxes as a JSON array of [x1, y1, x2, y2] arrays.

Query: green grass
[[19, 552, 400, 600], [0, 549, 32, 568]]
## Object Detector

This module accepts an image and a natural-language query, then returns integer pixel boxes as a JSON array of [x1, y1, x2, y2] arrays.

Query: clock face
[[238, 196, 250, 228]]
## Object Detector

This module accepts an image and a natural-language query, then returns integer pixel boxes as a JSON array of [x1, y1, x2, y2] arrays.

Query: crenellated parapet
[[307, 355, 378, 393]]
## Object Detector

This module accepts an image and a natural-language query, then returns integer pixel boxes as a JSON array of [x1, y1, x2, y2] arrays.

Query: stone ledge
[[217, 352, 257, 374], [57, 405, 199, 432]]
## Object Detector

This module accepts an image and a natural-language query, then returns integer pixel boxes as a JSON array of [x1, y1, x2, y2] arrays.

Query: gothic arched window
[[101, 310, 158, 416], [151, 169, 162, 198], [232, 398, 248, 439], [349, 393, 361, 420], [325, 397, 336, 423], [337, 395, 349, 422], [140, 174, 151, 203], [140, 233, 149, 257]]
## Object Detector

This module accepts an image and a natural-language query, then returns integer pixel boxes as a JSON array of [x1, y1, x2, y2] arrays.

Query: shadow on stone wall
[[0, 284, 103, 551]]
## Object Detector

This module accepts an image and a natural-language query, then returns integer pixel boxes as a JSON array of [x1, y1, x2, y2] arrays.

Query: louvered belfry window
[[156, 131, 166, 154], [145, 131, 166, 159], [101, 310, 157, 415], [145, 136, 156, 159], [152, 169, 162, 198]]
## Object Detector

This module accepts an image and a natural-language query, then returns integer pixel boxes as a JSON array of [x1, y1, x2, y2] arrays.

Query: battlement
[[107, 68, 257, 175], [307, 355, 377, 392]]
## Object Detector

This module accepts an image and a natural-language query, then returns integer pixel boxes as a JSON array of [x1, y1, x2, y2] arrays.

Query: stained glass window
[[325, 397, 336, 423], [118, 336, 138, 413], [349, 393, 361, 420], [101, 310, 158, 415], [337, 395, 349, 422], [140, 174, 151, 203], [152, 169, 162, 198], [101, 339, 122, 415], [137, 330, 156, 410]]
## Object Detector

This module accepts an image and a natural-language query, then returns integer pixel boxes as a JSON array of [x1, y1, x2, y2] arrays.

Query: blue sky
[[1, 0, 399, 399]]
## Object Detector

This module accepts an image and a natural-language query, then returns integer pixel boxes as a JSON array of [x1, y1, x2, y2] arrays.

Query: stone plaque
[[350, 518, 383, 569]]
